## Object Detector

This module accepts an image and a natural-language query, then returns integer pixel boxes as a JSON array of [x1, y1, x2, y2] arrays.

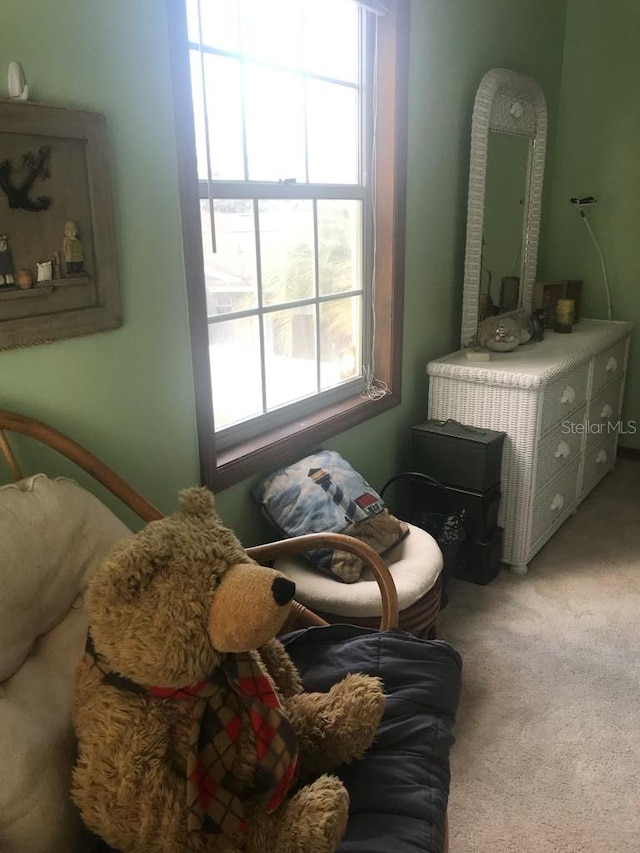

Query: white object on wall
[[7, 61, 29, 100]]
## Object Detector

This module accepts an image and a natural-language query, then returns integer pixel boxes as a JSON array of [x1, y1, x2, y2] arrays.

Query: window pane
[[187, 0, 239, 53], [201, 200, 258, 316], [189, 51, 208, 181], [307, 80, 358, 184], [185, 0, 201, 43], [259, 200, 315, 305], [240, 0, 303, 67], [209, 316, 263, 429], [319, 296, 362, 390], [191, 53, 244, 181], [303, 0, 359, 83], [317, 200, 362, 296], [264, 306, 317, 409], [245, 66, 305, 182]]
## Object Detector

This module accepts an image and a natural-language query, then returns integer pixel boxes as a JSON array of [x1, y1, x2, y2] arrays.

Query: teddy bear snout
[[206, 563, 297, 652], [272, 577, 295, 606]]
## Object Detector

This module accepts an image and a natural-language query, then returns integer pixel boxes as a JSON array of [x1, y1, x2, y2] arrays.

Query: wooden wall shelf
[[0, 276, 92, 301]]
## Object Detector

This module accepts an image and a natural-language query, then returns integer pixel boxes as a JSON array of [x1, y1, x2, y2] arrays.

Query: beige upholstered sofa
[[0, 475, 131, 852]]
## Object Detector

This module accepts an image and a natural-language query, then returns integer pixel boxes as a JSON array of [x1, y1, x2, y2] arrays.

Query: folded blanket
[[283, 625, 462, 853]]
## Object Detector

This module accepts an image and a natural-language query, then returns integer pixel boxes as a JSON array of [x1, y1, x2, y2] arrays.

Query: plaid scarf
[[85, 634, 299, 837]]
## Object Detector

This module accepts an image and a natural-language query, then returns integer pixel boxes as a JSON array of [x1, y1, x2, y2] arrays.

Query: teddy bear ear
[[178, 486, 217, 519], [92, 534, 173, 607]]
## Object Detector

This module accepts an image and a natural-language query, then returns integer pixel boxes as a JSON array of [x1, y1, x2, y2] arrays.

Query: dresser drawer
[[586, 377, 624, 448], [592, 338, 627, 396], [580, 433, 617, 499], [530, 460, 580, 547], [540, 363, 590, 435], [535, 406, 585, 489]]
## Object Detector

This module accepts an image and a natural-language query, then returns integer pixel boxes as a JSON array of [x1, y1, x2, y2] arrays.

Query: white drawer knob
[[561, 386, 576, 405], [596, 449, 608, 465], [600, 403, 614, 419], [550, 493, 564, 512], [606, 356, 618, 373], [555, 441, 570, 459]]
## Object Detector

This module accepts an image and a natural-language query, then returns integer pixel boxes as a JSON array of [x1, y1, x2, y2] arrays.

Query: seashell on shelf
[[484, 336, 520, 352]]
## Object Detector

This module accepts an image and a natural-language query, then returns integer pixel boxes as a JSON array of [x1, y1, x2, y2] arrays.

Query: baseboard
[[617, 446, 640, 460]]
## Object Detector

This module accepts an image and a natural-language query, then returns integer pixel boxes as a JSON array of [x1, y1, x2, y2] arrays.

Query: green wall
[[0, 0, 567, 542], [0, 1, 201, 531], [541, 0, 640, 447]]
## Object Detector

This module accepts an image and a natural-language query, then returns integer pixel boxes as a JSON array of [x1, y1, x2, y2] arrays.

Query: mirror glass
[[460, 68, 547, 349], [479, 133, 530, 320]]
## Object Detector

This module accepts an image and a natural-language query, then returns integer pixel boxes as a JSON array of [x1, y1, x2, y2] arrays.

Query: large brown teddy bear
[[72, 488, 385, 853]]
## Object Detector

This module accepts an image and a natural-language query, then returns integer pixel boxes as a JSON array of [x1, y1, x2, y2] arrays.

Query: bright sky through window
[[186, 0, 359, 184]]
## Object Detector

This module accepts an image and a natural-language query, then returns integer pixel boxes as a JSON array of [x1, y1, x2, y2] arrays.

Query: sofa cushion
[[1, 609, 95, 852], [0, 475, 131, 681], [0, 475, 131, 852]]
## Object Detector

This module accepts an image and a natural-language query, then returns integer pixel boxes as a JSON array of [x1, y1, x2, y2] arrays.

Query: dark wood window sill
[[208, 390, 400, 491]]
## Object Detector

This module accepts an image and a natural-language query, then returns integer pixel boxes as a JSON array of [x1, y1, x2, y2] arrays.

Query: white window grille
[[186, 0, 382, 448]]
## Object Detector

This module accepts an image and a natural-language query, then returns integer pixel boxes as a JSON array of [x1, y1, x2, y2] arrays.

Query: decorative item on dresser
[[428, 319, 632, 574]]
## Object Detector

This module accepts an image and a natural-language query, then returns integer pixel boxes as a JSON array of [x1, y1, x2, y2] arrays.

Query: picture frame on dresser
[[532, 279, 584, 327], [0, 100, 121, 350]]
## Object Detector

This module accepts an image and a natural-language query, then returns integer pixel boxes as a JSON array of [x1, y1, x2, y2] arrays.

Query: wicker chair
[[0, 410, 450, 853], [273, 522, 443, 637]]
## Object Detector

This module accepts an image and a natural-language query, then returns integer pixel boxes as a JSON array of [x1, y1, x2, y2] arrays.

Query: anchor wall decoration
[[0, 145, 52, 212]]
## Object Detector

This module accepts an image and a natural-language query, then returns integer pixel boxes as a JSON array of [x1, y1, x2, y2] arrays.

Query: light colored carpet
[[437, 459, 640, 853]]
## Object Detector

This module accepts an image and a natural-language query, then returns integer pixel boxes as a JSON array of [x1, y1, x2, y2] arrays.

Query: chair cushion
[[0, 475, 131, 852], [253, 449, 408, 583], [282, 624, 462, 853], [275, 523, 443, 617]]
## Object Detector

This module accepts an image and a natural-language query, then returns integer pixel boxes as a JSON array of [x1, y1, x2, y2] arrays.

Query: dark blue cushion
[[282, 625, 462, 853]]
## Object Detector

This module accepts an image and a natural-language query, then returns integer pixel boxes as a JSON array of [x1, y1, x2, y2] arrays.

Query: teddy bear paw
[[326, 673, 385, 761], [291, 775, 350, 852], [243, 775, 349, 853]]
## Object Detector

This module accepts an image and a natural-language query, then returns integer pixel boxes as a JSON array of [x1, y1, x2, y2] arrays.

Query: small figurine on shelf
[[62, 219, 85, 276], [16, 268, 33, 290], [51, 251, 61, 280], [36, 260, 53, 283], [0, 234, 15, 287]]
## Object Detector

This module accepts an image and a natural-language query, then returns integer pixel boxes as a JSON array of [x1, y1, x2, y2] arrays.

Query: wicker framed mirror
[[460, 68, 547, 348]]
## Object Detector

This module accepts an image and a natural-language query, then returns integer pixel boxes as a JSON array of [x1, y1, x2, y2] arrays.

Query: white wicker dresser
[[427, 319, 632, 574]]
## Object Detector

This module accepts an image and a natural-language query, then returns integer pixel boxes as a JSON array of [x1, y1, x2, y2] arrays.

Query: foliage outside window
[[166, 0, 409, 489]]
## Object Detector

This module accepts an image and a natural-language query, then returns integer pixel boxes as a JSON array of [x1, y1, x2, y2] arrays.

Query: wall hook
[[7, 61, 29, 101]]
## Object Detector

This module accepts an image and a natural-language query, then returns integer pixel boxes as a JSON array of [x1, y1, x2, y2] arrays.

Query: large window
[[167, 0, 409, 489]]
